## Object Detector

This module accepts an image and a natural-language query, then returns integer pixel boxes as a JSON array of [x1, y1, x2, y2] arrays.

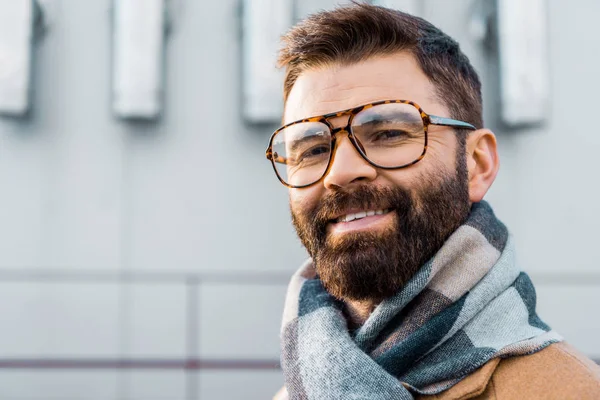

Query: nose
[[323, 132, 378, 189]]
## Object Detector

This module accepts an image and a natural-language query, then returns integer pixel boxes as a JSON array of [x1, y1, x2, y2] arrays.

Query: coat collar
[[416, 358, 500, 400]]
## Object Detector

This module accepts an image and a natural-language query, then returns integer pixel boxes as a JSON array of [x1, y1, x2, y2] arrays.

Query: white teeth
[[337, 209, 389, 223]]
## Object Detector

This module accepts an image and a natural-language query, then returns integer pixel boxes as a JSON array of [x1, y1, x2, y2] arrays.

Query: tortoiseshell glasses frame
[[265, 99, 477, 188]]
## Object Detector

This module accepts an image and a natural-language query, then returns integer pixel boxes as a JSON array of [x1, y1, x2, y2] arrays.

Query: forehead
[[284, 52, 446, 124]]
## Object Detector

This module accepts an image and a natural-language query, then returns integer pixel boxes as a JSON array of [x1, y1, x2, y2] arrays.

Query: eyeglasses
[[265, 100, 476, 188]]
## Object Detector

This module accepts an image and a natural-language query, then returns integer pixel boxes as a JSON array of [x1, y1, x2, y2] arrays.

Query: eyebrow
[[356, 111, 421, 126], [353, 117, 423, 134]]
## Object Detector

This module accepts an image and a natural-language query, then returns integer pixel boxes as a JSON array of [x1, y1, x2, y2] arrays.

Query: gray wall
[[0, 0, 598, 399]]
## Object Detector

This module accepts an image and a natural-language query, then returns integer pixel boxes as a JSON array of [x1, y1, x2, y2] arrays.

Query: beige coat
[[274, 342, 600, 399]]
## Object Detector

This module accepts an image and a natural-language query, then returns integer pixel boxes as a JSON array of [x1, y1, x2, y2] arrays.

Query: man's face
[[285, 52, 472, 302]]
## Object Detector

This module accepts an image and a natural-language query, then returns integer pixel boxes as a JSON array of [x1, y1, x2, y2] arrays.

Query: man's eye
[[372, 129, 408, 141], [297, 145, 330, 163]]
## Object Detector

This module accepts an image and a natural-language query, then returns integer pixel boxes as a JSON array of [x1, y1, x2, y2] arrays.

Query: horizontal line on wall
[[0, 269, 599, 286], [0, 357, 595, 371], [0, 358, 280, 371], [0, 269, 290, 285]]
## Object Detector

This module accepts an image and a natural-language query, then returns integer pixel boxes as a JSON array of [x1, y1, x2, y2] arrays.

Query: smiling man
[[266, 4, 600, 400]]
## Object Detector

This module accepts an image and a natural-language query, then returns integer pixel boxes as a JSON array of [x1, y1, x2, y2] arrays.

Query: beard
[[290, 155, 471, 303]]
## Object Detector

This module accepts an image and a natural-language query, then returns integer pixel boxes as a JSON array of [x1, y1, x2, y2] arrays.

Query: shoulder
[[419, 342, 600, 400], [486, 342, 600, 399]]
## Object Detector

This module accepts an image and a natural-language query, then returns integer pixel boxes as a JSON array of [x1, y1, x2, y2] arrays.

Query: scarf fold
[[280, 201, 561, 399]]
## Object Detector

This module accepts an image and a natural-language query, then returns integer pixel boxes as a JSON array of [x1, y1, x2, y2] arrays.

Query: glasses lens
[[351, 103, 425, 167], [271, 122, 332, 187]]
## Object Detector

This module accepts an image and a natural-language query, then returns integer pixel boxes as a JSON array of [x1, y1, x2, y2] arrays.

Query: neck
[[344, 298, 379, 330]]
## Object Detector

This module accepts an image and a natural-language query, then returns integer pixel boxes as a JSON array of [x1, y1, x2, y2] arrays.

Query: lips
[[335, 208, 392, 223], [325, 207, 396, 236]]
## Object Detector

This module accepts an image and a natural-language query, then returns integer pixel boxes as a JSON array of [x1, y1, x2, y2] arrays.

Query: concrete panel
[[199, 370, 283, 400], [198, 283, 287, 359], [125, 371, 187, 400], [36, 0, 124, 270], [536, 284, 600, 358], [0, 371, 118, 400], [0, 126, 49, 269], [0, 282, 120, 357], [125, 283, 188, 357]]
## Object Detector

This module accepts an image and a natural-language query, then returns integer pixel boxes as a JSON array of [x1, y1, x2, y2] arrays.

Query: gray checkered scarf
[[280, 201, 562, 399]]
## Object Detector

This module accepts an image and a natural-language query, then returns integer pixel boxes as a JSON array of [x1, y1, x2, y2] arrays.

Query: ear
[[465, 129, 500, 203]]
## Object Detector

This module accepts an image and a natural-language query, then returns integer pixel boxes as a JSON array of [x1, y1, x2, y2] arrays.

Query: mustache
[[312, 185, 410, 224]]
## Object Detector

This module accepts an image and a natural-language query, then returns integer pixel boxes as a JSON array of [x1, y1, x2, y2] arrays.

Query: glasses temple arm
[[428, 115, 477, 130]]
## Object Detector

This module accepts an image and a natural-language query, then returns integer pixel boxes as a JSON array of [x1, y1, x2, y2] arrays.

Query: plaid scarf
[[280, 202, 562, 399]]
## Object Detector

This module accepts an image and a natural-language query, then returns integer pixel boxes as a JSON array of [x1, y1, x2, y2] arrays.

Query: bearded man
[[264, 4, 600, 399]]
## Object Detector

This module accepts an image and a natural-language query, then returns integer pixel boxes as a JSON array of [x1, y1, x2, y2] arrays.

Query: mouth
[[328, 208, 395, 234], [334, 208, 392, 223]]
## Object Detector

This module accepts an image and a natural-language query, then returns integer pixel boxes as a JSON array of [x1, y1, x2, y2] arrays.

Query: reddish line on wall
[[0, 358, 280, 370]]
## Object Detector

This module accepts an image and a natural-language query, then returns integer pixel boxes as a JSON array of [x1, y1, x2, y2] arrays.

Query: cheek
[[426, 134, 460, 168], [380, 139, 457, 187], [380, 163, 430, 190], [290, 187, 322, 215], [379, 154, 453, 204]]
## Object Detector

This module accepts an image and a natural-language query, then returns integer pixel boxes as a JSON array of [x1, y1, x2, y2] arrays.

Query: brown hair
[[278, 2, 483, 129]]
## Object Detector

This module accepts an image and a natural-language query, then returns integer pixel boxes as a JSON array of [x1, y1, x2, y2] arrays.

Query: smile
[[329, 209, 394, 234], [335, 209, 391, 223]]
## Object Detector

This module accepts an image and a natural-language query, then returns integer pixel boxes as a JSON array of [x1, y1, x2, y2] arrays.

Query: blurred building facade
[[0, 0, 598, 399]]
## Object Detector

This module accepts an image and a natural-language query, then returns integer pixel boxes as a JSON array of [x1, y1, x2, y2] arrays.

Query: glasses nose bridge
[[328, 123, 367, 162], [329, 125, 355, 149], [330, 126, 350, 137]]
